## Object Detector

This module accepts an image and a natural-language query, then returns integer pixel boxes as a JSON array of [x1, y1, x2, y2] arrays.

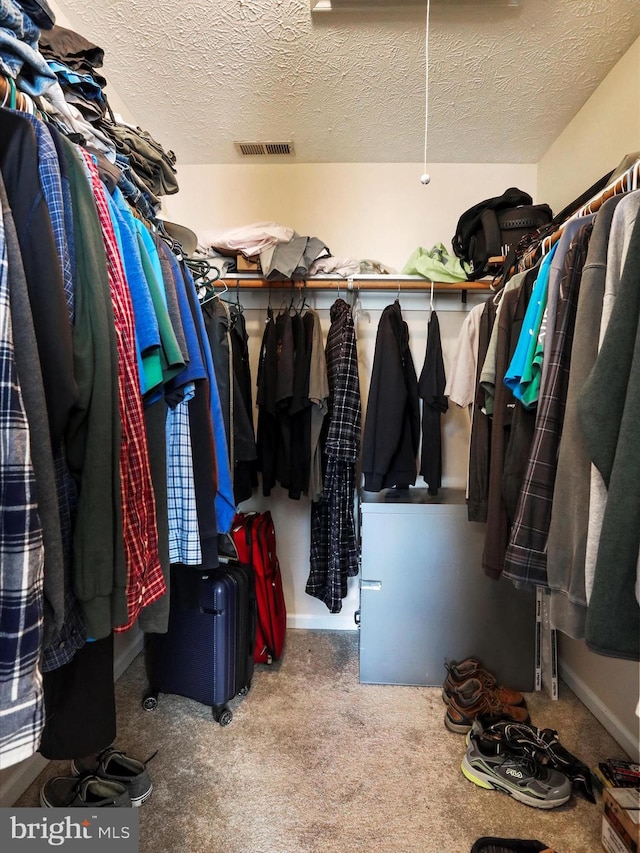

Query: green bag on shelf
[[401, 243, 469, 283]]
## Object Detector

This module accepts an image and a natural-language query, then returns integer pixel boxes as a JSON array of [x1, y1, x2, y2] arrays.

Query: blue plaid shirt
[[0, 187, 45, 767], [16, 113, 73, 316], [166, 389, 202, 565]]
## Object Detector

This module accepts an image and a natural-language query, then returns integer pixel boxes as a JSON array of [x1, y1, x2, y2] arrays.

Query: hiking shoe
[[445, 678, 530, 734], [40, 775, 132, 808], [461, 729, 571, 809], [470, 838, 555, 853], [470, 715, 595, 803], [71, 747, 153, 806], [443, 658, 525, 707]]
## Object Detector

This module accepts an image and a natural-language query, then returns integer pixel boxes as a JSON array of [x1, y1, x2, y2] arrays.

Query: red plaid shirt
[[81, 151, 166, 630]]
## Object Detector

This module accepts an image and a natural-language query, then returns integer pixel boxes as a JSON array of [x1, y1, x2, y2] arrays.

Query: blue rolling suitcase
[[144, 559, 256, 725]]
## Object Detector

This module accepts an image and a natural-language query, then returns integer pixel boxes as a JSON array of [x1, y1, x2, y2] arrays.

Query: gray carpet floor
[[16, 629, 626, 852]]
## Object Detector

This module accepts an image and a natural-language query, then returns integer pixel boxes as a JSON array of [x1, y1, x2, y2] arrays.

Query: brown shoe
[[443, 658, 525, 707], [444, 678, 530, 734]]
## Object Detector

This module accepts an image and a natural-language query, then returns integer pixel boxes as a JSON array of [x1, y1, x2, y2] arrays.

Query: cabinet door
[[359, 503, 536, 689]]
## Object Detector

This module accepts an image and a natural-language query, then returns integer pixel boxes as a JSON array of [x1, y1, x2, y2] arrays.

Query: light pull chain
[[421, 0, 432, 186]]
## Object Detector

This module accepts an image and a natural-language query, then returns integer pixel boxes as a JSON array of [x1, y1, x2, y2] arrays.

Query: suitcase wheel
[[215, 708, 233, 726], [142, 692, 158, 712]]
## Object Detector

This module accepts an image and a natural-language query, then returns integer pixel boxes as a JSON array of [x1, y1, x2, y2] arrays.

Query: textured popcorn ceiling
[[53, 0, 640, 165]]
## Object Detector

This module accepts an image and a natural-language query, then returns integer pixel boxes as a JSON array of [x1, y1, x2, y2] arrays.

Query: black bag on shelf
[[452, 187, 553, 279]]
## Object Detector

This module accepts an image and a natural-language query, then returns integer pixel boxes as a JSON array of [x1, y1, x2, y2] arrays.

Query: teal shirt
[[504, 243, 558, 408]]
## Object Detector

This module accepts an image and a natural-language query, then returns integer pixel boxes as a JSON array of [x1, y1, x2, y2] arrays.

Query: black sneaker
[[40, 775, 132, 808], [471, 715, 595, 803], [462, 728, 572, 809], [71, 747, 154, 806], [470, 839, 555, 853]]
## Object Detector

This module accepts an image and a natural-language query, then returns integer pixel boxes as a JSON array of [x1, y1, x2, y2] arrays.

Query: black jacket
[[362, 301, 420, 491]]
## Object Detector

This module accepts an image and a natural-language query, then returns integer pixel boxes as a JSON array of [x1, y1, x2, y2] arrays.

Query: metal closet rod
[[222, 273, 492, 303]]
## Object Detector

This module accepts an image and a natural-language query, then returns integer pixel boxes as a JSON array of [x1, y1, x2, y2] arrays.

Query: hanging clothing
[[578, 206, 640, 661], [307, 299, 361, 613], [362, 300, 420, 491], [547, 196, 626, 638], [504, 244, 558, 409], [482, 268, 536, 579], [256, 307, 279, 496], [306, 308, 329, 502], [0, 185, 45, 767], [287, 310, 313, 500], [465, 298, 495, 518], [81, 150, 165, 633], [229, 305, 258, 504], [503, 221, 593, 588], [418, 310, 448, 496]]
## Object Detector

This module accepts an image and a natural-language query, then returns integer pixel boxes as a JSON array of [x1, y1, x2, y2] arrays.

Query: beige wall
[[48, 0, 137, 124], [538, 35, 640, 214], [537, 37, 640, 761], [165, 162, 536, 630], [163, 162, 537, 272]]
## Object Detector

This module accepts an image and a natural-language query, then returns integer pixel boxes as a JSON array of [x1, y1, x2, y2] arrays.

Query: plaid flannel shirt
[[0, 198, 45, 767], [307, 299, 361, 613], [81, 150, 166, 630]]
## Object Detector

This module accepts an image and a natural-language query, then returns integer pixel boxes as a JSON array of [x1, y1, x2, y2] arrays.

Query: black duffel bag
[[452, 187, 553, 279]]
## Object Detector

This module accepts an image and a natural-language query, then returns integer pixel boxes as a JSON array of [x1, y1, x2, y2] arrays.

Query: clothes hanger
[[297, 280, 310, 313], [538, 156, 640, 257], [198, 276, 228, 306]]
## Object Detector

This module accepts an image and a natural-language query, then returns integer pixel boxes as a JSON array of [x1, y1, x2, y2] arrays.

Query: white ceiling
[[52, 0, 640, 167]]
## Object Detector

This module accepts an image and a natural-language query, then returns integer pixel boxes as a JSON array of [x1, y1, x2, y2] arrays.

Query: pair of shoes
[[470, 837, 555, 853], [71, 746, 154, 807], [40, 774, 132, 808], [469, 715, 595, 803], [461, 719, 572, 809], [444, 676, 530, 734], [443, 658, 526, 707]]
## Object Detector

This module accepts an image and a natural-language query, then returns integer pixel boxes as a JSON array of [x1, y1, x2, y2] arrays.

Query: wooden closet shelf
[[222, 273, 492, 297]]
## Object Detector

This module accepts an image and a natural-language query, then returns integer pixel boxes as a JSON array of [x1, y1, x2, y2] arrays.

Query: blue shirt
[[504, 243, 558, 406], [181, 263, 236, 533], [105, 187, 162, 396]]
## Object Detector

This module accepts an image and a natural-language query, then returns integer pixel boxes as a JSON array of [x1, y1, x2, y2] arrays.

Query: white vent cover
[[235, 141, 296, 156]]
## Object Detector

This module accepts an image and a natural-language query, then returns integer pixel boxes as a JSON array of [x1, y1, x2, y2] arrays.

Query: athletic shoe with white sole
[[40, 774, 132, 808], [71, 747, 154, 806], [469, 715, 595, 803], [461, 729, 572, 809]]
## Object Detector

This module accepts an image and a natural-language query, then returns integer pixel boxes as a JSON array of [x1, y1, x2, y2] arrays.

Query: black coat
[[362, 301, 420, 491]]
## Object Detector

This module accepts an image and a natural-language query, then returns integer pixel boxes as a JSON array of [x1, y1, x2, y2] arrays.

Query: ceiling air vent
[[235, 141, 295, 157]]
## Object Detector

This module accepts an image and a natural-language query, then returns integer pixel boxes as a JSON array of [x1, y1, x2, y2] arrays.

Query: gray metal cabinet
[[358, 488, 536, 691]]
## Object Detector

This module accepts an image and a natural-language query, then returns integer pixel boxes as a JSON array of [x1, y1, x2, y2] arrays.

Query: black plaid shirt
[[307, 300, 361, 613]]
